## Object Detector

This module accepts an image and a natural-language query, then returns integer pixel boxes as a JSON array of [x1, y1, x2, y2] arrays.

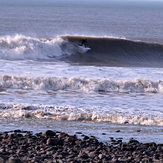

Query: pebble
[[0, 130, 162, 162]]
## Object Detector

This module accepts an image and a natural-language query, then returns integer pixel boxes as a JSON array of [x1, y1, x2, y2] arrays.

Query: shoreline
[[0, 119, 163, 144], [0, 130, 163, 162]]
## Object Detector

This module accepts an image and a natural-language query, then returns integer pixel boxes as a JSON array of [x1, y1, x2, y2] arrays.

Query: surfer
[[79, 39, 87, 48]]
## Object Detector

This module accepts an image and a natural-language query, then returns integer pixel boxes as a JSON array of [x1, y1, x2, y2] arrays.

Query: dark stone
[[8, 157, 22, 163], [128, 139, 139, 144], [102, 133, 106, 135], [58, 132, 68, 139], [8, 134, 16, 139], [65, 135, 77, 142], [14, 130, 22, 133], [46, 138, 56, 145], [42, 130, 56, 137], [78, 151, 89, 159], [75, 140, 82, 146], [144, 151, 154, 157], [83, 135, 89, 140], [0, 130, 162, 162], [88, 151, 96, 158], [0, 155, 9, 162]]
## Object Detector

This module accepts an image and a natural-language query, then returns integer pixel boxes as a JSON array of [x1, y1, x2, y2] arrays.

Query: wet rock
[[46, 138, 56, 145], [65, 135, 77, 142], [128, 139, 139, 144], [102, 133, 106, 135], [14, 129, 22, 133], [78, 151, 89, 159], [42, 130, 56, 137], [0, 130, 162, 162], [8, 157, 22, 163]]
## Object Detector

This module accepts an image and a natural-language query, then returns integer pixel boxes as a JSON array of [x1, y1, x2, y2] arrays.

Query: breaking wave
[[0, 34, 89, 60], [0, 34, 64, 60], [1, 75, 163, 94], [1, 34, 163, 67], [0, 103, 163, 126]]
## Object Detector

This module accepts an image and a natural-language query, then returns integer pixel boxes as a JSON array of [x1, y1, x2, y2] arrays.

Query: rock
[[8, 157, 22, 163], [78, 151, 89, 159], [102, 133, 106, 135], [58, 132, 68, 139], [98, 154, 104, 159], [65, 135, 77, 142], [0, 130, 162, 162], [8, 134, 16, 140], [0, 155, 8, 162], [88, 151, 96, 158], [46, 138, 56, 145], [83, 135, 89, 140], [14, 130, 22, 133], [75, 140, 82, 146], [42, 130, 56, 137], [128, 139, 139, 144]]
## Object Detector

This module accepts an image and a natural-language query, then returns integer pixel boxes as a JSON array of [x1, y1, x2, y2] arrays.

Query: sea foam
[[0, 34, 63, 60], [0, 34, 90, 60], [0, 103, 162, 126]]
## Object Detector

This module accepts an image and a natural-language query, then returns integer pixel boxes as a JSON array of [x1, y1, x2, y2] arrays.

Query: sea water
[[0, 0, 163, 143]]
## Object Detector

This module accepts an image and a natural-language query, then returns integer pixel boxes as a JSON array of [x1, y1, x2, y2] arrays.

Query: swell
[[62, 35, 163, 67]]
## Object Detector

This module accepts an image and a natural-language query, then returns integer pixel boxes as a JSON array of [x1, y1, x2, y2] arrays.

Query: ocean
[[0, 0, 163, 143]]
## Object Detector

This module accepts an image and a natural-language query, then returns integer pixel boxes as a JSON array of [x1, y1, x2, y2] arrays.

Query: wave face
[[1, 75, 163, 93], [62, 36, 163, 67]]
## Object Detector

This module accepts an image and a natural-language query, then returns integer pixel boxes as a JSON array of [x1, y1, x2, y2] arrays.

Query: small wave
[[0, 103, 162, 126], [1, 75, 163, 93]]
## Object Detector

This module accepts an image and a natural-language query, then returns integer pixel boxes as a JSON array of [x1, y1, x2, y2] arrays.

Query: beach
[[0, 130, 163, 162]]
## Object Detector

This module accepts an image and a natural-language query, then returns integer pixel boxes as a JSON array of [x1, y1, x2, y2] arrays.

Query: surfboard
[[78, 45, 91, 52]]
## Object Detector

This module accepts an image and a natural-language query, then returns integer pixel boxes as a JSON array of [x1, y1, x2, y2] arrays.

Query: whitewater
[[0, 0, 163, 143]]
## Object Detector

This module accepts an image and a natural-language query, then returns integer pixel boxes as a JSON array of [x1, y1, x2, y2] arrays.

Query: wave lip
[[1, 75, 163, 94], [0, 103, 163, 126]]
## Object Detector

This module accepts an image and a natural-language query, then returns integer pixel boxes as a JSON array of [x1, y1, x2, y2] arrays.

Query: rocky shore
[[0, 130, 162, 163]]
